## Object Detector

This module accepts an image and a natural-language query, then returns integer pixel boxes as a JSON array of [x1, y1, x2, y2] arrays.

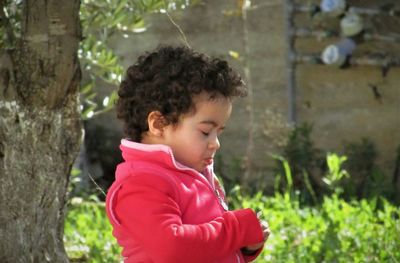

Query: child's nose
[[209, 136, 220, 150]]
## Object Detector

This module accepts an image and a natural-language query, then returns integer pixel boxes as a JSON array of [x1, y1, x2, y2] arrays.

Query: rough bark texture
[[0, 1, 81, 262]]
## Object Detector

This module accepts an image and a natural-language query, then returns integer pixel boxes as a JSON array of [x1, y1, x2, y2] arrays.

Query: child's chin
[[194, 165, 206, 173]]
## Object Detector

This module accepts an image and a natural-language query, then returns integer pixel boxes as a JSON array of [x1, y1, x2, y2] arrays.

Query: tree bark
[[0, 1, 81, 262]]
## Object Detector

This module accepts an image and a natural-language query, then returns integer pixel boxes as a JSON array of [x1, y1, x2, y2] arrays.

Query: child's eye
[[201, 131, 209, 136]]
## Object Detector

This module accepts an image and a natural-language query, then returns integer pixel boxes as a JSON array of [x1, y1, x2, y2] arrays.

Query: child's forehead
[[184, 93, 232, 119], [192, 92, 230, 105]]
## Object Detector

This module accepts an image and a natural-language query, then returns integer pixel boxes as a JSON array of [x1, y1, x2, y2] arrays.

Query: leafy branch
[[79, 0, 197, 119]]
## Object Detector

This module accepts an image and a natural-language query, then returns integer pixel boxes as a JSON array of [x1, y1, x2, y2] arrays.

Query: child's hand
[[256, 211, 271, 243], [245, 220, 270, 250], [261, 219, 270, 240], [242, 212, 270, 254]]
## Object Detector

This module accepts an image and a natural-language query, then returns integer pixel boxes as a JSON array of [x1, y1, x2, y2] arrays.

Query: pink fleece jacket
[[105, 139, 264, 263]]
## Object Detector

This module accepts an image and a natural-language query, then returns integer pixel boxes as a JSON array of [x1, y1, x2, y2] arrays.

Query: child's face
[[162, 93, 232, 172]]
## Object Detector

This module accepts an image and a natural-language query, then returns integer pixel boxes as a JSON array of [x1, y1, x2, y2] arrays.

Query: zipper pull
[[215, 188, 229, 211]]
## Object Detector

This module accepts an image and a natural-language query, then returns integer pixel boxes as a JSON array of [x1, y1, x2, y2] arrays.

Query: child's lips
[[204, 158, 213, 165]]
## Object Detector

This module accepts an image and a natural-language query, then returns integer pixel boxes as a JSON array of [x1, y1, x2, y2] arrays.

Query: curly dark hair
[[116, 45, 247, 142]]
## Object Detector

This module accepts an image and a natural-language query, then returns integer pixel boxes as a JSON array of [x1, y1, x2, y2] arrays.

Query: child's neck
[[140, 134, 161, 145]]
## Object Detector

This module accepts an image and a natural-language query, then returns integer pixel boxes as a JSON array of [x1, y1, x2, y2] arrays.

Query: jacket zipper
[[214, 186, 229, 211], [185, 168, 229, 212]]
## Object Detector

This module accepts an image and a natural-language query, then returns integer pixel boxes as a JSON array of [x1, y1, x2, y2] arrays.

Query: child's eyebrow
[[199, 120, 225, 129]]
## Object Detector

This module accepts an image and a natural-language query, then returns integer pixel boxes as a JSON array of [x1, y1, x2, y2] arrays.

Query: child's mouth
[[204, 158, 213, 165]]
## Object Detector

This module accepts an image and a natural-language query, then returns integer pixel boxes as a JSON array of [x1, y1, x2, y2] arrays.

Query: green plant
[[322, 152, 349, 195], [392, 145, 400, 203], [271, 153, 321, 205], [343, 137, 378, 199], [273, 126, 395, 202], [270, 155, 294, 200], [274, 123, 325, 204]]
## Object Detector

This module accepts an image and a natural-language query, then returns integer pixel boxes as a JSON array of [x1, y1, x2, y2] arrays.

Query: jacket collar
[[120, 139, 214, 183]]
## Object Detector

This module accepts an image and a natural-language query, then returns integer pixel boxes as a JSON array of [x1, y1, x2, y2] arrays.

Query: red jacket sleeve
[[114, 174, 264, 263]]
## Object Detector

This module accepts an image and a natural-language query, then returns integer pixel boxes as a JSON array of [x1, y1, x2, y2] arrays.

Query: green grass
[[232, 192, 400, 263], [64, 194, 400, 263]]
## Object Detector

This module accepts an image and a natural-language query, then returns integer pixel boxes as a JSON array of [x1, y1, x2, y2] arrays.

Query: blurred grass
[[64, 198, 122, 262]]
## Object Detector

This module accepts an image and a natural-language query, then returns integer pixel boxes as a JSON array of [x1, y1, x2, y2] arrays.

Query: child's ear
[[147, 111, 166, 137]]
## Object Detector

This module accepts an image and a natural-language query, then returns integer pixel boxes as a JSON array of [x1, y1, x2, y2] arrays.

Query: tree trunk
[[0, 1, 81, 262]]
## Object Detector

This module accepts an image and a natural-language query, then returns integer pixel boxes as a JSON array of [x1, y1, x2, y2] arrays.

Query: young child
[[105, 45, 270, 263]]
